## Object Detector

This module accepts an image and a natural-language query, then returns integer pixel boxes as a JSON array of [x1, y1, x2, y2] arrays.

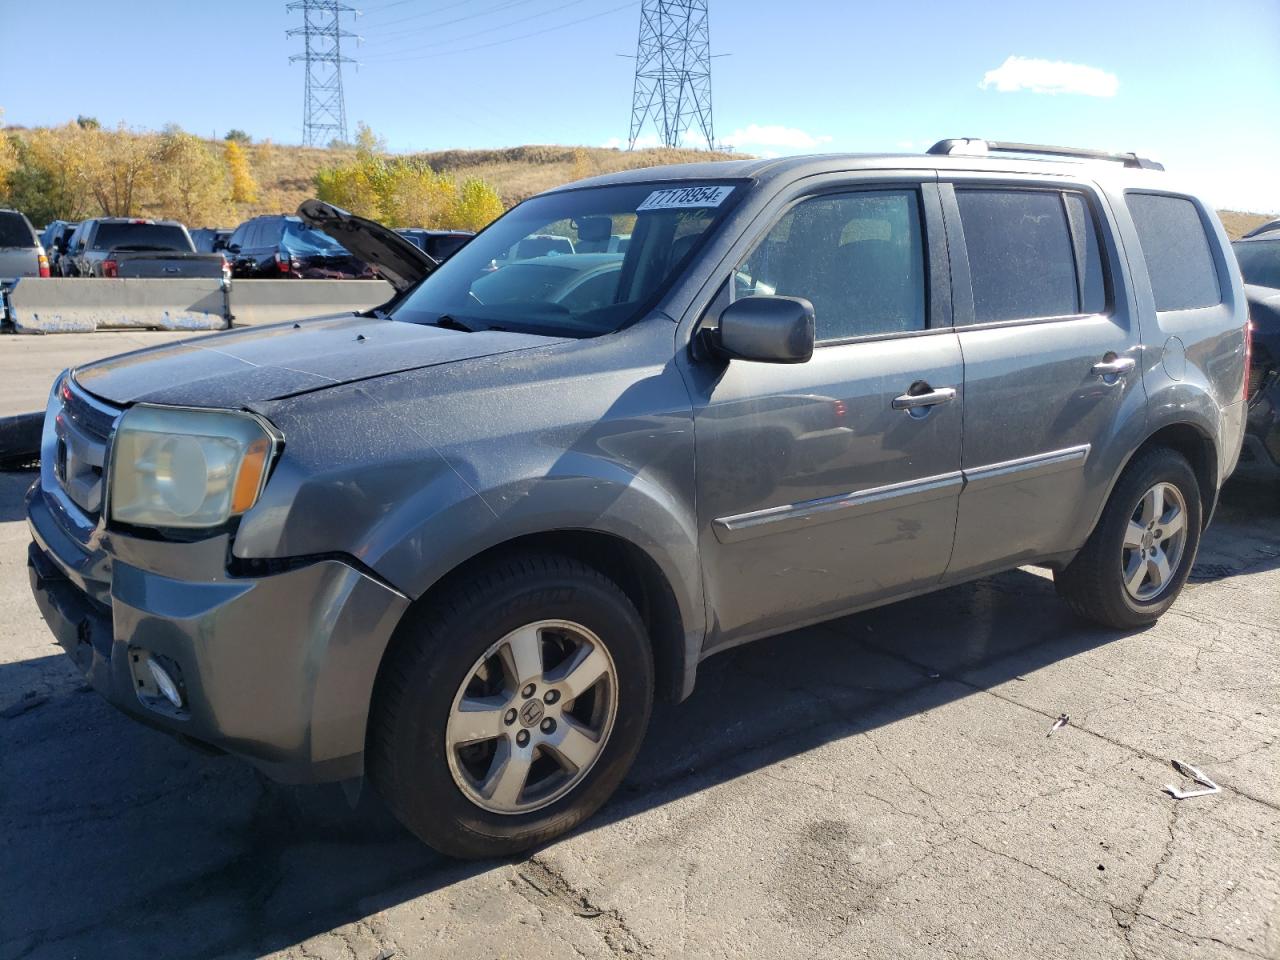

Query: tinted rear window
[[0, 212, 37, 247], [956, 189, 1079, 322], [92, 223, 192, 252], [1233, 239, 1280, 291], [1126, 193, 1221, 311]]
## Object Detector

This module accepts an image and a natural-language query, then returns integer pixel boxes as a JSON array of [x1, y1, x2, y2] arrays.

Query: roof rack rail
[[927, 138, 1164, 171]]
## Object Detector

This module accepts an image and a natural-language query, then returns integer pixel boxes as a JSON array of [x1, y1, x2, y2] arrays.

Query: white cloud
[[980, 56, 1119, 97], [721, 124, 833, 151]]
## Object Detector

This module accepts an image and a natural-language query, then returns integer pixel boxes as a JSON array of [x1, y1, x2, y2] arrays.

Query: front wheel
[[1055, 447, 1202, 629], [368, 554, 653, 859]]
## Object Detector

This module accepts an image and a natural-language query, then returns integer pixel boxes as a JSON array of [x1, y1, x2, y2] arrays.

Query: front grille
[[54, 379, 121, 519]]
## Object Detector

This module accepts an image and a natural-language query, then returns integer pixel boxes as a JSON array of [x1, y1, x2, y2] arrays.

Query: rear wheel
[[369, 554, 653, 859], [1055, 447, 1202, 629]]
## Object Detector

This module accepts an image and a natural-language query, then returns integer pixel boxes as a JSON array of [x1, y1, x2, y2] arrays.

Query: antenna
[[287, 0, 357, 146], [628, 0, 715, 151]]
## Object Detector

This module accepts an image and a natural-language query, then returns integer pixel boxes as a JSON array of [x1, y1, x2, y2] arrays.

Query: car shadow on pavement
[[1, 473, 1276, 960], [0, 565, 1136, 960]]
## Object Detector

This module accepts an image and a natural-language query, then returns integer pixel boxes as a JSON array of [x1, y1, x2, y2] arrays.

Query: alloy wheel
[[1121, 481, 1189, 602], [444, 619, 618, 815]]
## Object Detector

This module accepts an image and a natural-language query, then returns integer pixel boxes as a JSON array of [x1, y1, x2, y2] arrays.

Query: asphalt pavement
[[1, 463, 1276, 960]]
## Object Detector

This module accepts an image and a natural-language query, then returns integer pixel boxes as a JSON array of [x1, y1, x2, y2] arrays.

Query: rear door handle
[[1091, 356, 1136, 379], [892, 387, 957, 411]]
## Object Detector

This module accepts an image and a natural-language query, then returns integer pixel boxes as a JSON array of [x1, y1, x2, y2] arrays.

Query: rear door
[[939, 177, 1147, 581], [689, 176, 966, 647]]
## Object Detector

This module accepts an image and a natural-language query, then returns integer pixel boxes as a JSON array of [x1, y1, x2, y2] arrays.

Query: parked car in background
[[1233, 223, 1280, 291], [38, 220, 78, 273], [59, 219, 226, 278], [27, 142, 1249, 859], [396, 228, 473, 263], [0, 209, 50, 282], [226, 215, 374, 279], [190, 228, 233, 254]]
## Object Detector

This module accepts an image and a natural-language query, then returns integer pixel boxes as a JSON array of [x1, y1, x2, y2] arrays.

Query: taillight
[[275, 252, 292, 274], [102, 258, 118, 278], [1243, 318, 1253, 403], [37, 253, 50, 278]]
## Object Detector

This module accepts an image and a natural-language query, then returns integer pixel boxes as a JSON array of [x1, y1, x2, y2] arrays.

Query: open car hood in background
[[298, 199, 439, 292]]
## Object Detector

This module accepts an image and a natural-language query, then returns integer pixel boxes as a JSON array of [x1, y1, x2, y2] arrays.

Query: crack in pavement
[[512, 856, 650, 957]]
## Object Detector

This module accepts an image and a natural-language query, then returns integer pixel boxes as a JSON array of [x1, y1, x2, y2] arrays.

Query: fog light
[[147, 659, 184, 709]]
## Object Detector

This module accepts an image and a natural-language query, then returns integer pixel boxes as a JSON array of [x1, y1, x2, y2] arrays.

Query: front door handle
[[892, 386, 957, 411], [1091, 356, 1136, 379]]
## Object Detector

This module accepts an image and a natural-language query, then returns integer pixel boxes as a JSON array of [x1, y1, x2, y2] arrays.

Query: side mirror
[[715, 295, 815, 364]]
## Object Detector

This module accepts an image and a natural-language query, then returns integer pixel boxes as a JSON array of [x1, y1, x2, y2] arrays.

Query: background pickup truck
[[59, 219, 227, 279]]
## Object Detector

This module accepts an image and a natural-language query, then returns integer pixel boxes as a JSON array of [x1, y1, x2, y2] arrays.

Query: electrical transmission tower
[[287, 0, 357, 146], [628, 0, 715, 151]]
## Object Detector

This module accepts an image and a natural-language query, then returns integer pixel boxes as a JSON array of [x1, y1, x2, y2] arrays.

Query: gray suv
[[26, 140, 1248, 858]]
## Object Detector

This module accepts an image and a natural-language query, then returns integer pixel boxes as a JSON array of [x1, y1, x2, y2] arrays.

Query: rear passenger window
[[956, 189, 1080, 322], [1127, 193, 1221, 311], [734, 190, 927, 341], [1063, 194, 1106, 315]]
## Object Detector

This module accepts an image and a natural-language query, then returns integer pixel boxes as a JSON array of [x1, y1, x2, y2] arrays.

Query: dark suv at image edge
[[25, 140, 1248, 858]]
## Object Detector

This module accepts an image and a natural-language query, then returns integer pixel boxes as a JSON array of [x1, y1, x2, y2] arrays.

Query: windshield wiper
[[434, 314, 477, 333]]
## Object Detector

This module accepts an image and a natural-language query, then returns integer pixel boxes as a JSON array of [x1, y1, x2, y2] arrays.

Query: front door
[[689, 183, 965, 647], [939, 179, 1146, 580]]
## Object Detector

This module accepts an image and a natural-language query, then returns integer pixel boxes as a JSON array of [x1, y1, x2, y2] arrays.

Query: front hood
[[298, 199, 438, 292], [73, 313, 564, 408]]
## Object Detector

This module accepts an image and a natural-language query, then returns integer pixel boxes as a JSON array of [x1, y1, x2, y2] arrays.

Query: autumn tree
[[82, 125, 159, 216], [0, 124, 97, 224], [224, 139, 259, 204], [448, 177, 505, 231], [155, 129, 229, 225], [224, 129, 251, 143]]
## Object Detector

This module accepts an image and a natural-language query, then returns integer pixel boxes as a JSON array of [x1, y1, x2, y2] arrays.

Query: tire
[[368, 553, 654, 859], [1055, 446, 1203, 629]]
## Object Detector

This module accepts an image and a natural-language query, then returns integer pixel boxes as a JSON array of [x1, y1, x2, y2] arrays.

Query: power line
[[375, 1, 637, 64], [360, 0, 536, 34], [364, 0, 593, 56], [288, 0, 357, 146], [628, 0, 715, 151]]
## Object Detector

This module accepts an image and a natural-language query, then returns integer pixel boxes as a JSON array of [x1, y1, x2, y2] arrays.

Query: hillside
[[244, 142, 741, 219], [246, 141, 1275, 238]]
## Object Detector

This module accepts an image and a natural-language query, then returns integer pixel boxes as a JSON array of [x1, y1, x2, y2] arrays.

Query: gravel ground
[[1, 465, 1276, 960]]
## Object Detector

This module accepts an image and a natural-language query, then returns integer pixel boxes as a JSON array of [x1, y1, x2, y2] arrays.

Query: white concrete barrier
[[227, 279, 396, 327], [4, 278, 229, 333]]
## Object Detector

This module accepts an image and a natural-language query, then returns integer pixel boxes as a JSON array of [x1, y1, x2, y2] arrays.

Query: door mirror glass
[[716, 295, 815, 363]]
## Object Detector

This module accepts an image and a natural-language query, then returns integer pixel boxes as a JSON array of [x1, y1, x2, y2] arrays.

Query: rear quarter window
[[0, 212, 37, 247], [1126, 193, 1222, 311]]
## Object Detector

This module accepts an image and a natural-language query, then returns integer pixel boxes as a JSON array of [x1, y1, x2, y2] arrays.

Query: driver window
[[734, 190, 927, 341]]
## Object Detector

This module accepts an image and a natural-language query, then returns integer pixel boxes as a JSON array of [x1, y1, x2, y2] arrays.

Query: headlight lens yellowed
[[109, 405, 279, 528]]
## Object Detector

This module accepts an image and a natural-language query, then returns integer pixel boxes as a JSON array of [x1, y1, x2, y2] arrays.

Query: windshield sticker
[[637, 185, 734, 212]]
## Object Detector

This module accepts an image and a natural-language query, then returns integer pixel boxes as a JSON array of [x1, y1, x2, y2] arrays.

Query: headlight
[[109, 405, 280, 529]]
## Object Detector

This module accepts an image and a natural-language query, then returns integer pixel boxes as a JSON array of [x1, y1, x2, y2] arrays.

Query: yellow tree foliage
[[383, 165, 455, 227], [313, 162, 383, 219], [157, 130, 230, 225], [81, 125, 159, 216], [224, 139, 259, 204], [447, 177, 505, 231]]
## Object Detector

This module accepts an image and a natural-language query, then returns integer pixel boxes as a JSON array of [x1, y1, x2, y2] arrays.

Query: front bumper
[[27, 483, 409, 783]]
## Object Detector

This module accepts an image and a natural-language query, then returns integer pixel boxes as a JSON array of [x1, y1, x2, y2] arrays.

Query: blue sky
[[2, 0, 1278, 211]]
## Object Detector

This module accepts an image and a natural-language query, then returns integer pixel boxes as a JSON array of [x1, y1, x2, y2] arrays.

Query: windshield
[[92, 222, 191, 251], [390, 181, 744, 337], [1234, 239, 1280, 290], [283, 220, 352, 256]]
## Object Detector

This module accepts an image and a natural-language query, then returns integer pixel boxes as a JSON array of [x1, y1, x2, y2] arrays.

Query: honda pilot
[[27, 140, 1248, 858]]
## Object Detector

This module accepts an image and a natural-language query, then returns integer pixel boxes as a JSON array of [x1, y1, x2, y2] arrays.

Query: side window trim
[[940, 181, 1114, 330], [724, 181, 949, 347]]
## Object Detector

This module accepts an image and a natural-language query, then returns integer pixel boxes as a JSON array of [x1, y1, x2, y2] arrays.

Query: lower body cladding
[[26, 491, 409, 783]]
